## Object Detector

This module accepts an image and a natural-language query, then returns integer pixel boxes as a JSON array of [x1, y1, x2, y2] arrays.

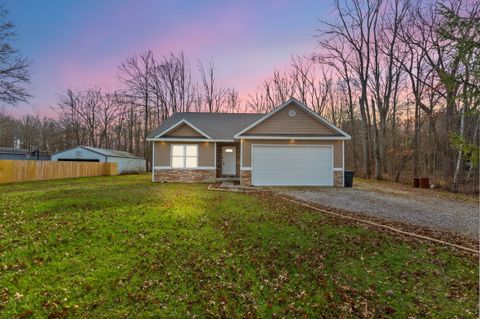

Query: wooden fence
[[0, 160, 118, 184]]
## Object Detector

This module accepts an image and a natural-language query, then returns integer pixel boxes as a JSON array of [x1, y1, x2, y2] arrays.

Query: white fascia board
[[291, 100, 351, 138], [234, 97, 351, 139], [238, 136, 350, 140], [211, 139, 235, 142], [147, 138, 234, 142], [154, 119, 212, 139]]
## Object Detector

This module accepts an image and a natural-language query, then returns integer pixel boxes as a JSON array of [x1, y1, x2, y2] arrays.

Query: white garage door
[[252, 145, 333, 186]]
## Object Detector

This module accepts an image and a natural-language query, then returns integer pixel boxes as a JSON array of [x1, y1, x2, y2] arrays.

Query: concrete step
[[216, 177, 240, 182]]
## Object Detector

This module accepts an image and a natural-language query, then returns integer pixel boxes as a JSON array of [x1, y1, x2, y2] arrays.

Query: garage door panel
[[253, 159, 329, 170], [254, 154, 331, 167], [254, 151, 330, 160], [254, 147, 324, 156], [252, 146, 333, 186]]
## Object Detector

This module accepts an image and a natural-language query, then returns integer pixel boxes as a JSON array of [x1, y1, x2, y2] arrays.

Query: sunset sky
[[4, 0, 330, 117]]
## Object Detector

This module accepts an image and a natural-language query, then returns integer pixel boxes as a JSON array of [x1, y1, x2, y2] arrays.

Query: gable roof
[[234, 98, 351, 139], [147, 98, 351, 141], [147, 112, 263, 141], [154, 119, 213, 139], [81, 146, 142, 159], [54, 146, 142, 159]]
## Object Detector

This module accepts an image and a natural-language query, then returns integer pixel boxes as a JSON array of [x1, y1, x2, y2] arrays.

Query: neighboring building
[[147, 98, 351, 186], [0, 147, 51, 161], [51, 146, 146, 174]]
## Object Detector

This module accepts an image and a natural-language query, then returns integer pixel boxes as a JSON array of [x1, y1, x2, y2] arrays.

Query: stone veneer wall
[[334, 171, 344, 187], [154, 169, 216, 183], [240, 170, 252, 186]]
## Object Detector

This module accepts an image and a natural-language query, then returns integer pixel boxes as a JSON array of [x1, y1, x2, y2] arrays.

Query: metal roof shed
[[51, 146, 146, 174]]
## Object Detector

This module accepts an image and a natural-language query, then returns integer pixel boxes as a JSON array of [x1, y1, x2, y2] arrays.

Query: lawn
[[0, 175, 477, 318]]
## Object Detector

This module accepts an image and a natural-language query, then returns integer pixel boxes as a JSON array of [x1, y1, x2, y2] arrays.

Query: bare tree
[[150, 52, 195, 121], [118, 51, 154, 161], [317, 0, 383, 178], [198, 59, 227, 112], [0, 7, 31, 105], [369, 0, 409, 179], [224, 88, 241, 113]]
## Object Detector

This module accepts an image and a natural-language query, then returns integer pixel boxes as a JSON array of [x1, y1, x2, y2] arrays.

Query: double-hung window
[[171, 144, 198, 168]]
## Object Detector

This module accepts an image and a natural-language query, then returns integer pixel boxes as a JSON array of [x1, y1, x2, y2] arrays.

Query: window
[[171, 144, 198, 168]]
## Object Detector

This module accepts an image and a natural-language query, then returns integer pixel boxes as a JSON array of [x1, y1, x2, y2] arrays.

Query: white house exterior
[[51, 146, 146, 174]]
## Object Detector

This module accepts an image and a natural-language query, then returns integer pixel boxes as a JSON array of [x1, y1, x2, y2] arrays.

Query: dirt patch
[[354, 178, 479, 203]]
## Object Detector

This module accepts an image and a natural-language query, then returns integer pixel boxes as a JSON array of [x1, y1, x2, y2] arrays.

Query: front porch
[[215, 142, 240, 182]]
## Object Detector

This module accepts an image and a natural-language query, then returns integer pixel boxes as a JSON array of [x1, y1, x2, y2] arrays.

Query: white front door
[[252, 145, 333, 186], [222, 146, 236, 176]]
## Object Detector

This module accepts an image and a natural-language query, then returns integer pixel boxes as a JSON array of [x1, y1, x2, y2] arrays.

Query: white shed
[[51, 146, 146, 174]]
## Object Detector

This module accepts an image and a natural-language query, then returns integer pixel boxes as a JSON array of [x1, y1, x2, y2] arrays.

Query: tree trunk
[[413, 101, 420, 177], [358, 96, 371, 178], [371, 98, 381, 179], [452, 106, 465, 192], [348, 95, 358, 173]]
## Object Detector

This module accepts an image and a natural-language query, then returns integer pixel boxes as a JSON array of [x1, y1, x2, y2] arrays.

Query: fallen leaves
[[0, 177, 477, 318]]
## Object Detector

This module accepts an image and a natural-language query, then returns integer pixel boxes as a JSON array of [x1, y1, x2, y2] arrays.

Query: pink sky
[[4, 0, 325, 118]]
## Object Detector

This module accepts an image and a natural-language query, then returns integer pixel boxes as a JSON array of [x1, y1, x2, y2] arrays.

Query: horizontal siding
[[241, 139, 343, 168], [164, 124, 204, 137], [244, 103, 337, 135], [154, 141, 215, 167]]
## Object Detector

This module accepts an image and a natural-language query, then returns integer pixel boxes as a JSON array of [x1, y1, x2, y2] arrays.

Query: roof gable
[[235, 98, 351, 139], [163, 122, 206, 138], [241, 102, 338, 136], [154, 119, 212, 139]]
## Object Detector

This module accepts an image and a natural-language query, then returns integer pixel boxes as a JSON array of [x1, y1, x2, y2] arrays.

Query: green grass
[[0, 175, 477, 318]]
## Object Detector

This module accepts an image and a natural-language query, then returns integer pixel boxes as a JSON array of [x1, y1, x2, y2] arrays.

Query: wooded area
[[0, 0, 478, 192]]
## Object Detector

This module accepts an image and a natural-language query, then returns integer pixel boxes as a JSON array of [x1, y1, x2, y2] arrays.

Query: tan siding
[[241, 139, 343, 168], [244, 102, 337, 135], [164, 124, 204, 137], [154, 141, 170, 166], [154, 141, 215, 167]]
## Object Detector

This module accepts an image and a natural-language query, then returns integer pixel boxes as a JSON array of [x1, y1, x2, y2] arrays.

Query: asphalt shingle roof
[[147, 112, 264, 140]]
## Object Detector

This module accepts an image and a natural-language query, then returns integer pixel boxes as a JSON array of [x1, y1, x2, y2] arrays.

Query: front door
[[222, 146, 236, 176]]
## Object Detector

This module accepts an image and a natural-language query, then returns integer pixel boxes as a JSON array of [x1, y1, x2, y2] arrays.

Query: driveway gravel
[[277, 183, 479, 239]]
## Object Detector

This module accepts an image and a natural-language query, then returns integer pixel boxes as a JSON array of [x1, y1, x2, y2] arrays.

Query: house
[[147, 98, 351, 186], [0, 147, 50, 161], [51, 146, 146, 174]]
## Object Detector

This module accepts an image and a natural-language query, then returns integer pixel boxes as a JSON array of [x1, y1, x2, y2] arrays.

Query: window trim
[[170, 144, 199, 169]]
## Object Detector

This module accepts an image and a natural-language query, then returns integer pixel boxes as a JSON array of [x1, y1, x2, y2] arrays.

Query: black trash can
[[344, 170, 354, 187]]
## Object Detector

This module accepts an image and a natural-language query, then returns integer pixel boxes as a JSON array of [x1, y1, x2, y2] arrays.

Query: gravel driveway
[[276, 182, 479, 239]]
